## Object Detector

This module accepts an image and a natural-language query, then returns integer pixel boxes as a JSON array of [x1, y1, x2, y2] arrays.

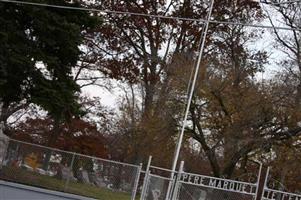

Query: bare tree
[[265, 1, 301, 123]]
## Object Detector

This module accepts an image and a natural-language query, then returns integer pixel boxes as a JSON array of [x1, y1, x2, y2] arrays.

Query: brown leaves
[[10, 117, 108, 158]]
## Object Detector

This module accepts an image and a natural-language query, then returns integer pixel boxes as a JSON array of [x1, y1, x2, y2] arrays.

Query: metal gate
[[139, 158, 300, 200], [140, 157, 177, 200], [142, 172, 174, 200], [261, 168, 301, 200]]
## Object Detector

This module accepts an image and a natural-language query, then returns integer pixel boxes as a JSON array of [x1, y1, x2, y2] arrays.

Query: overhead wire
[[0, 0, 204, 23], [0, 0, 300, 31]]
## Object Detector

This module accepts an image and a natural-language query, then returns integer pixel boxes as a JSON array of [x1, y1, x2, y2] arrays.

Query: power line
[[0, 0, 300, 31], [0, 0, 202, 23]]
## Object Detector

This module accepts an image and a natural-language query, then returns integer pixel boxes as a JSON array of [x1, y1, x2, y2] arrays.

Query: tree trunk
[[143, 83, 155, 118], [222, 142, 255, 178]]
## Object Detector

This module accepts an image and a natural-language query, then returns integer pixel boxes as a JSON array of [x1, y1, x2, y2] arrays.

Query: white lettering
[[188, 175, 193, 183], [237, 183, 242, 192], [209, 179, 216, 187], [223, 181, 228, 189], [271, 192, 277, 200], [216, 180, 222, 188], [179, 173, 256, 195], [181, 174, 188, 182], [282, 193, 288, 200], [229, 182, 235, 191], [194, 176, 199, 184], [199, 177, 205, 185], [241, 184, 247, 193]]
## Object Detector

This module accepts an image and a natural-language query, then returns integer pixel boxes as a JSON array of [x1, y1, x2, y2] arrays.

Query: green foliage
[[0, 0, 98, 121]]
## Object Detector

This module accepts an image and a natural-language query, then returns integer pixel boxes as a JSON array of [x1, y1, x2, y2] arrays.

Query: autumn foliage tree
[[9, 118, 108, 158], [86, 0, 301, 181], [78, 0, 269, 167]]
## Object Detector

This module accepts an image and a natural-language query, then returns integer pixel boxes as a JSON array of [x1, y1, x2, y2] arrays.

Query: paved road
[[0, 180, 96, 200]]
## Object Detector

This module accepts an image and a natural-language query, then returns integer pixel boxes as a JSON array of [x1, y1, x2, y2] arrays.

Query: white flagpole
[[170, 0, 215, 179]]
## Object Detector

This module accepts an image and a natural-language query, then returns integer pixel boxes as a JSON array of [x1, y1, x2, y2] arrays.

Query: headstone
[[192, 190, 207, 200], [147, 176, 165, 200], [89, 172, 106, 187], [152, 189, 161, 200], [77, 169, 90, 184], [81, 170, 90, 184], [57, 164, 75, 181], [120, 181, 132, 192]]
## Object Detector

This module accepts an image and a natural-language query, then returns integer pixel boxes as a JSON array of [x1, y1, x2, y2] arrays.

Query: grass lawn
[[0, 166, 137, 200]]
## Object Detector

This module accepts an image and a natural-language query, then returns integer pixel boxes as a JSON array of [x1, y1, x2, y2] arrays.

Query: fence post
[[260, 167, 270, 200], [140, 156, 152, 200], [170, 161, 184, 200], [165, 169, 176, 200], [254, 163, 263, 199], [64, 152, 76, 191], [165, 174, 176, 200], [0, 137, 9, 169], [131, 163, 143, 200]]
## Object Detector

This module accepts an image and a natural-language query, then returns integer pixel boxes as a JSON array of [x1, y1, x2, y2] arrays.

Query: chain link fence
[[2, 137, 301, 200], [0, 137, 141, 200]]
